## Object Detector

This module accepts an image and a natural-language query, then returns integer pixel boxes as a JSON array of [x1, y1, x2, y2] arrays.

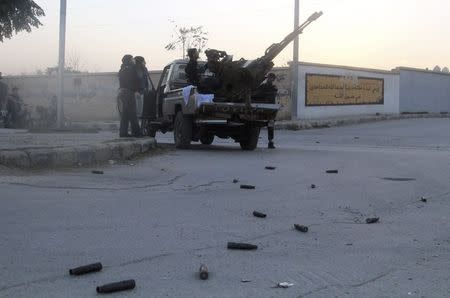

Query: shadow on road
[[156, 142, 245, 152]]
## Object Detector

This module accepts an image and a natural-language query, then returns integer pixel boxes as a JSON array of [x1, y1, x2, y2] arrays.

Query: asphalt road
[[1, 118, 450, 298]]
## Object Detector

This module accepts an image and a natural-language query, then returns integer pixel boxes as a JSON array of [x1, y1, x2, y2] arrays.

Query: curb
[[275, 113, 450, 130], [0, 138, 157, 169]]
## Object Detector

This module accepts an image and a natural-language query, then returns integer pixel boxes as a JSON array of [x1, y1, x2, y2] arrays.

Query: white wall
[[4, 63, 404, 122], [398, 67, 450, 113], [4, 72, 162, 121], [297, 63, 400, 119]]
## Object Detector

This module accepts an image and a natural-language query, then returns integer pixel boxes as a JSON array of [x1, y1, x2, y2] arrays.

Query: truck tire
[[239, 125, 260, 151], [174, 111, 193, 149], [200, 133, 214, 145]]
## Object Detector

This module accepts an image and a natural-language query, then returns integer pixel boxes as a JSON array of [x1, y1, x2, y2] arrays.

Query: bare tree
[[66, 51, 84, 73], [41, 51, 85, 75], [165, 23, 208, 59]]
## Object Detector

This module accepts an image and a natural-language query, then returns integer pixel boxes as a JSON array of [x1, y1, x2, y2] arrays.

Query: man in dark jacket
[[0, 73, 8, 115], [134, 56, 150, 93], [197, 49, 223, 94], [6, 87, 23, 128], [118, 55, 141, 137], [134, 56, 151, 118], [185, 48, 200, 86], [253, 72, 278, 149]]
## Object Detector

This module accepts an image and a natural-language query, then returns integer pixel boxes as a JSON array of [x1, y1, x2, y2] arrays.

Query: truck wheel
[[239, 125, 260, 151], [174, 111, 193, 149], [200, 133, 214, 145]]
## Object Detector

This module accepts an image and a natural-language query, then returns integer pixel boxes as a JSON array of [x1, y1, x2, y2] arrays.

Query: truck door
[[156, 65, 171, 117]]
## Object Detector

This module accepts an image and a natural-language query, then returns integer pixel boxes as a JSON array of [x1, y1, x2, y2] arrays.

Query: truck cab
[[142, 59, 280, 151]]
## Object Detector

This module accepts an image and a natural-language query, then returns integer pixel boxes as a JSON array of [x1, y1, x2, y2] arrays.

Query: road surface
[[1, 118, 449, 297]]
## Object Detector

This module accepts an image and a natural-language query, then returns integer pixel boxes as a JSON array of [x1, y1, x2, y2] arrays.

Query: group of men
[[117, 55, 152, 138], [185, 48, 225, 95], [184, 48, 278, 149]]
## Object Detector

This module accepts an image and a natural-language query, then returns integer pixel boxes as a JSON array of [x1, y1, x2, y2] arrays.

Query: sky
[[0, 0, 449, 75]]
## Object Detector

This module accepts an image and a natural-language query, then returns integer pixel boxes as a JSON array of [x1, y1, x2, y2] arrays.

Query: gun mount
[[206, 11, 323, 102]]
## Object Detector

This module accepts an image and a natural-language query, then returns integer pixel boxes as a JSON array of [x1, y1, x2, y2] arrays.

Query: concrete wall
[[297, 62, 400, 119], [4, 69, 292, 121], [270, 67, 291, 121], [8, 62, 450, 122], [398, 67, 450, 113], [4, 72, 162, 121]]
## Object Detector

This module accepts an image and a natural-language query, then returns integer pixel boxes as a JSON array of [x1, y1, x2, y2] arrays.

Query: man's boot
[[268, 141, 275, 149]]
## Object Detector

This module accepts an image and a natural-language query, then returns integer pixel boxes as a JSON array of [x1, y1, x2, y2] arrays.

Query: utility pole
[[292, 0, 300, 120], [57, 0, 67, 128]]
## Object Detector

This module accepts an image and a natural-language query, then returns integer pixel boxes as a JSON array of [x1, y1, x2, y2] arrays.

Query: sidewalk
[[275, 112, 450, 130], [2, 113, 447, 169], [0, 128, 156, 169]]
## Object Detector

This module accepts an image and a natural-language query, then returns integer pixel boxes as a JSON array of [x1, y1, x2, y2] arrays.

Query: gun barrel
[[262, 11, 323, 62], [308, 11, 323, 22]]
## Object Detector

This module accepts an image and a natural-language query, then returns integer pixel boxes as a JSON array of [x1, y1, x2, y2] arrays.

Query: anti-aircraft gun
[[142, 11, 323, 151], [205, 11, 323, 102]]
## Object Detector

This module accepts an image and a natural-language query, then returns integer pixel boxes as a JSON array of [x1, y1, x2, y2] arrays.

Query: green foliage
[[0, 0, 45, 42]]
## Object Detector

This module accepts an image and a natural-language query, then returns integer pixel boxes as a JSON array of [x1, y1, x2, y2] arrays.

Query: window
[[170, 63, 189, 90]]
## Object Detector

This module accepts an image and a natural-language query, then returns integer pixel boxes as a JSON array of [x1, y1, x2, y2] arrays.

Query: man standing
[[0, 73, 8, 118], [117, 55, 141, 137], [198, 49, 223, 94], [48, 95, 57, 126], [6, 87, 26, 128], [253, 73, 278, 149], [134, 56, 150, 118], [134, 56, 150, 92], [185, 48, 200, 86]]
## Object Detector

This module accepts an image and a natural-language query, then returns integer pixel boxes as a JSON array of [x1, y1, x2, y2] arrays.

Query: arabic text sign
[[305, 74, 384, 106]]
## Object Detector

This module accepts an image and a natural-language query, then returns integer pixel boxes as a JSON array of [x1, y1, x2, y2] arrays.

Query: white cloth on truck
[[182, 85, 194, 105], [182, 85, 214, 107], [195, 93, 214, 107]]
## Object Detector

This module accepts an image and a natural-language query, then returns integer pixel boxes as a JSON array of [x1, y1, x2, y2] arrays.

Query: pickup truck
[[141, 59, 280, 151]]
